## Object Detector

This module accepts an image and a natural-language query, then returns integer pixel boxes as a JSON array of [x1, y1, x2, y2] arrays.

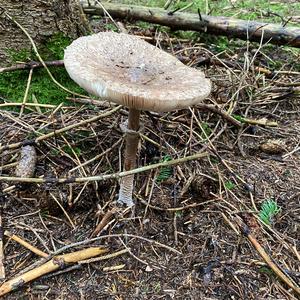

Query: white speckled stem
[[117, 108, 141, 206]]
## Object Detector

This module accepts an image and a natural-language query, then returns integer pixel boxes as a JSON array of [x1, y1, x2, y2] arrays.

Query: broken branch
[[0, 247, 108, 297], [82, 2, 300, 48]]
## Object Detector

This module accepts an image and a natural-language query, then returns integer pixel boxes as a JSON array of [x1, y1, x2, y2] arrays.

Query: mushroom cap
[[64, 32, 211, 112]]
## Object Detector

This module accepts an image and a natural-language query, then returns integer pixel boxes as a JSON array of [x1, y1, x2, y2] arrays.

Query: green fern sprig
[[156, 155, 172, 183], [259, 199, 281, 225]]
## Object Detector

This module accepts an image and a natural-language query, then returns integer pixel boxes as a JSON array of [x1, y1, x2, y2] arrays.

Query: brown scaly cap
[[64, 32, 211, 112]]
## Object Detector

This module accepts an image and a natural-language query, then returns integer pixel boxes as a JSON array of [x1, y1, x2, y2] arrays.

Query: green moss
[[6, 48, 35, 63], [0, 33, 86, 107], [44, 32, 72, 60], [62, 145, 82, 157], [103, 23, 119, 32], [0, 67, 85, 106]]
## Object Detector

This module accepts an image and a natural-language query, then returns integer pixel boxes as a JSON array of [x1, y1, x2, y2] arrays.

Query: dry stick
[[0, 103, 73, 109], [70, 96, 242, 127], [44, 248, 128, 279], [240, 224, 300, 296], [292, 246, 300, 262], [53, 233, 181, 256], [70, 138, 122, 172], [49, 193, 76, 229], [136, 194, 217, 211], [242, 117, 278, 127], [103, 264, 125, 272], [4, 230, 48, 258], [0, 206, 5, 280], [118, 237, 148, 266], [91, 207, 118, 237], [0, 105, 122, 152], [3, 11, 87, 98], [13, 233, 179, 279], [79, 248, 129, 264], [95, 0, 121, 30], [196, 103, 241, 127], [202, 56, 295, 78], [41, 264, 82, 280], [0, 110, 37, 133], [0, 60, 64, 73], [31, 94, 42, 114], [19, 68, 33, 117], [0, 247, 108, 297], [0, 152, 208, 184]]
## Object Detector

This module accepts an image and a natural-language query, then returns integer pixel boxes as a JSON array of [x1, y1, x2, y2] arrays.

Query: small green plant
[[175, 210, 183, 218], [63, 145, 82, 157], [156, 155, 172, 183], [50, 148, 60, 156], [232, 114, 245, 123], [40, 209, 50, 217], [200, 122, 212, 138], [210, 157, 219, 164], [259, 199, 281, 225], [258, 266, 275, 277], [224, 180, 235, 190], [103, 23, 118, 32]]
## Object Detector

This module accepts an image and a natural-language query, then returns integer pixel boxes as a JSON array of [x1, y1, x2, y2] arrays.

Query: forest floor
[[0, 1, 300, 299]]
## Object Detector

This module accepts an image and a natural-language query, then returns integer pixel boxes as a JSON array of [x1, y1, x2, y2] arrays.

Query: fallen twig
[[239, 221, 300, 296], [0, 102, 74, 109], [82, 2, 300, 48], [53, 233, 181, 255], [103, 264, 125, 272], [0, 105, 121, 152], [69, 97, 242, 127], [19, 68, 33, 117], [0, 60, 64, 73], [242, 117, 278, 127], [91, 207, 118, 237], [0, 151, 208, 184], [0, 203, 5, 280], [0, 247, 108, 297], [196, 103, 241, 126], [4, 230, 48, 258], [79, 248, 129, 264]]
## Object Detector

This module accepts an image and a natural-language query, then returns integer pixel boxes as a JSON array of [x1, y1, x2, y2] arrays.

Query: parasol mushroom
[[64, 31, 211, 206]]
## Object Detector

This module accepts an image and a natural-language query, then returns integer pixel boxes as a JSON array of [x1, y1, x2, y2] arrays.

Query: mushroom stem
[[118, 108, 141, 206]]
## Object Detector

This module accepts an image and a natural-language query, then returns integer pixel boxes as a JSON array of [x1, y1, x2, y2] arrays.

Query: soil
[[0, 19, 299, 300]]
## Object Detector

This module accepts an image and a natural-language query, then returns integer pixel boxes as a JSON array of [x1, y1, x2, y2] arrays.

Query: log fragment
[[82, 2, 300, 48]]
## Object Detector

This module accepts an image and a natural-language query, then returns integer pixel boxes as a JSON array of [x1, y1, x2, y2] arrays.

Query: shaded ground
[[0, 11, 300, 300]]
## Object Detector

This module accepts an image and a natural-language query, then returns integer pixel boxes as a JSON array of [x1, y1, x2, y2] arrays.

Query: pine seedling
[[259, 199, 281, 225], [156, 155, 173, 183]]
